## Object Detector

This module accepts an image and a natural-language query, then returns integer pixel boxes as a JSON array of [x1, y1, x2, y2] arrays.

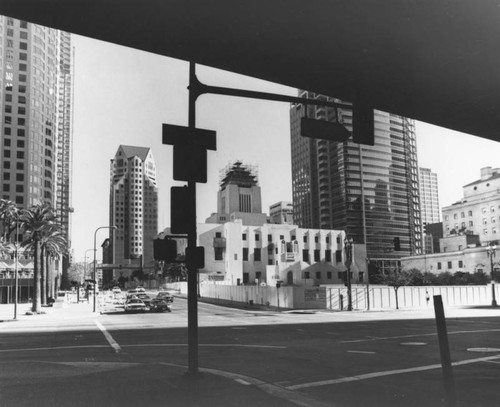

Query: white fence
[[166, 282, 500, 310]]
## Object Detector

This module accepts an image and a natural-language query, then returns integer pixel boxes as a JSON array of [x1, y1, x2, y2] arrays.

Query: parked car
[[124, 298, 147, 313], [156, 291, 174, 303], [149, 298, 171, 313], [112, 286, 121, 294], [127, 289, 139, 298], [136, 286, 146, 293]]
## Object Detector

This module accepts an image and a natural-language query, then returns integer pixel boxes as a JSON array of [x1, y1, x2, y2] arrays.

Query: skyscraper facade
[[109, 145, 158, 276], [419, 167, 440, 225], [0, 17, 73, 261], [290, 91, 422, 266]]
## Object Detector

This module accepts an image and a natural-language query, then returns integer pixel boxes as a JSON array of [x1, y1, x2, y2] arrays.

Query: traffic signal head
[[394, 237, 401, 251], [153, 238, 177, 262]]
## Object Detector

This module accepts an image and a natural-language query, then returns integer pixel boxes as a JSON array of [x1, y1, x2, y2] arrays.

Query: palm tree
[[41, 227, 67, 301], [0, 199, 20, 242], [21, 203, 55, 312]]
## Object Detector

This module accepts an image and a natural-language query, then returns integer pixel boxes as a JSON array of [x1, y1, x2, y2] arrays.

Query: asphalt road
[[1, 297, 500, 406]]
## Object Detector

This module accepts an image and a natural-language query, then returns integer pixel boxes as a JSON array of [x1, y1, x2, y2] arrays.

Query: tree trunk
[[32, 240, 42, 312], [40, 246, 46, 305], [46, 256, 51, 300]]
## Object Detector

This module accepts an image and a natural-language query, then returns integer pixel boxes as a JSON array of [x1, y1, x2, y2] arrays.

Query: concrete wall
[[185, 282, 500, 310]]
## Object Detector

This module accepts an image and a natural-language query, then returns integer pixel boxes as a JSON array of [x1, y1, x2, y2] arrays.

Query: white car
[[112, 286, 121, 294], [124, 298, 147, 313]]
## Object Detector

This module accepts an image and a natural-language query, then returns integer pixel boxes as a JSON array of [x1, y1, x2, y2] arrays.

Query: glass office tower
[[0, 17, 73, 275], [290, 91, 422, 266]]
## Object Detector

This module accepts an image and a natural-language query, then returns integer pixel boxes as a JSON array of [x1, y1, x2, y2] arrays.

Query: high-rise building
[[290, 91, 422, 268], [419, 167, 440, 225], [0, 17, 73, 267], [205, 161, 268, 226], [419, 167, 440, 254], [109, 145, 158, 279]]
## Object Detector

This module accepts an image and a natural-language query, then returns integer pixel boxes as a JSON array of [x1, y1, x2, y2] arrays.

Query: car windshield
[[127, 299, 142, 304]]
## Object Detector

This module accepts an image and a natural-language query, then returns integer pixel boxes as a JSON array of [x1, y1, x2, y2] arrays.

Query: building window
[[243, 248, 248, 261], [267, 246, 273, 255], [484, 229, 488, 235], [242, 233, 247, 241], [438, 262, 442, 270], [335, 250, 342, 263], [492, 217, 496, 224], [255, 233, 260, 241], [316, 272, 321, 279], [268, 259, 273, 265], [459, 260, 463, 268], [315, 236, 319, 243], [302, 250, 309, 262], [483, 208, 487, 214], [268, 234, 272, 242], [303, 236, 307, 243], [483, 218, 488, 225], [326, 236, 330, 244], [468, 211, 473, 216], [327, 271, 332, 279], [254, 248, 261, 262], [280, 235, 284, 240], [3, 161, 10, 169], [325, 249, 332, 262], [448, 261, 452, 269], [453, 214, 457, 219], [492, 206, 496, 213], [469, 221, 473, 227], [304, 272, 310, 279], [314, 250, 320, 262], [214, 247, 223, 261], [215, 232, 221, 238]]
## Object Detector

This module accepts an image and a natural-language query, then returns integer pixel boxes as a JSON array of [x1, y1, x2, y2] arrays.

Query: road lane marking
[[95, 321, 122, 353], [0, 343, 285, 353], [287, 353, 500, 390], [235, 378, 251, 385], [122, 343, 286, 349], [347, 350, 376, 354], [339, 328, 500, 343]]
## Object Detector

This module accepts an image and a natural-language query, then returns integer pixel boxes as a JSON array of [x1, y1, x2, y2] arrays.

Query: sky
[[70, 35, 500, 263]]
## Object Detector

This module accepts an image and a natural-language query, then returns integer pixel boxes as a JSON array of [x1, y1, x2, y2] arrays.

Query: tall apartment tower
[[419, 168, 440, 224], [206, 161, 268, 226], [0, 18, 73, 259], [109, 145, 158, 273], [290, 91, 422, 264]]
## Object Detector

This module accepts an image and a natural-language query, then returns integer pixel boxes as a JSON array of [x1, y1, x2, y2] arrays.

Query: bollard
[[340, 294, 344, 311], [434, 295, 457, 407]]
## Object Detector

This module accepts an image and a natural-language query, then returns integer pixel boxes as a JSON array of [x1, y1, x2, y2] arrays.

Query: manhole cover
[[400, 342, 427, 346], [467, 347, 500, 353]]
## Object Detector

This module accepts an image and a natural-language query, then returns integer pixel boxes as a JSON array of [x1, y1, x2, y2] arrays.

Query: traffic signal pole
[[187, 62, 199, 375]]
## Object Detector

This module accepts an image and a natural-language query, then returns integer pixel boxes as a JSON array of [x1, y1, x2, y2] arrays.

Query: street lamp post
[[487, 243, 497, 307], [93, 226, 116, 312], [344, 236, 354, 311], [12, 221, 19, 320]]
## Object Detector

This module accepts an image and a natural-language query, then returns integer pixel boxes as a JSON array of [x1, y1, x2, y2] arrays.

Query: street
[[1, 297, 500, 406]]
